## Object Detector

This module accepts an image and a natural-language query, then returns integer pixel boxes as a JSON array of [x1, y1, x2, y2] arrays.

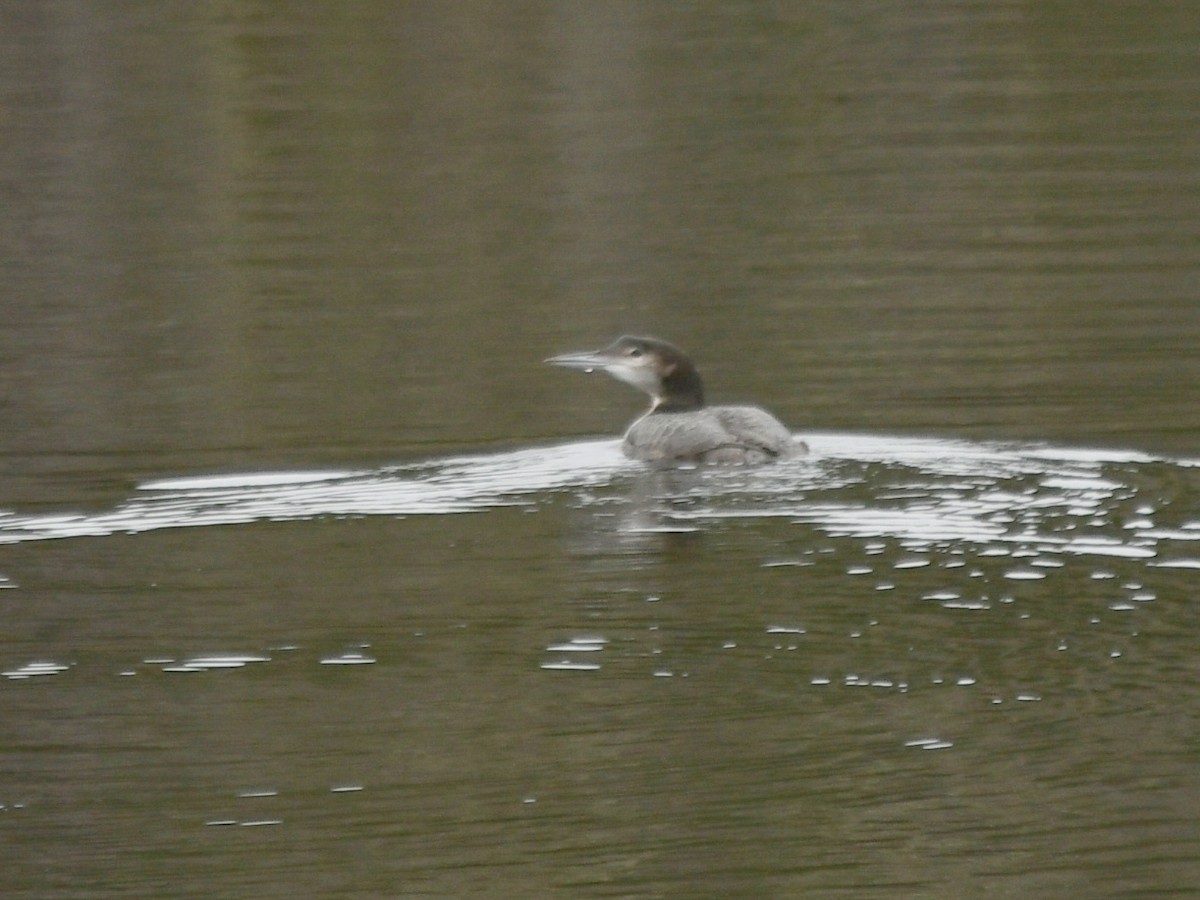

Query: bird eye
[[628, 348, 643, 358]]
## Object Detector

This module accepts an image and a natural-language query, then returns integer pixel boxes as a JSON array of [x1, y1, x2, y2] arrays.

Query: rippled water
[[3, 435, 1198, 894]]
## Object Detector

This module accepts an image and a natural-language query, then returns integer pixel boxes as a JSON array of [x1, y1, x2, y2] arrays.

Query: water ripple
[[0, 435, 1194, 565]]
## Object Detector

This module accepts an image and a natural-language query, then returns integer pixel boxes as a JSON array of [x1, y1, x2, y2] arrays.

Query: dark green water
[[1, 3, 1197, 896]]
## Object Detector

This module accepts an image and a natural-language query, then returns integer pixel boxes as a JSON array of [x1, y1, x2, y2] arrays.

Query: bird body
[[622, 405, 797, 464]]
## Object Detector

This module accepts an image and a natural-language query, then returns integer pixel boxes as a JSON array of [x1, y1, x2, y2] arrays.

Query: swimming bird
[[546, 335, 803, 464]]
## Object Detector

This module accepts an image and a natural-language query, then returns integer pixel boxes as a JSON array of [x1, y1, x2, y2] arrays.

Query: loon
[[546, 335, 803, 464]]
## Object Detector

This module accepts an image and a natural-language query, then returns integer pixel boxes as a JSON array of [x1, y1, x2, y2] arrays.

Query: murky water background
[[2, 2, 1198, 896]]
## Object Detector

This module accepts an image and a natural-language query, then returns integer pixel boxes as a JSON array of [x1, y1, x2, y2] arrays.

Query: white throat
[[604, 363, 661, 398]]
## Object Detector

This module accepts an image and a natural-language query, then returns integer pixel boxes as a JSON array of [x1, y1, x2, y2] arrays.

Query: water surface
[[1, 1, 1198, 896]]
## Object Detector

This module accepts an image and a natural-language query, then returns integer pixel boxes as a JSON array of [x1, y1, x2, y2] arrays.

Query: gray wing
[[710, 406, 797, 458]]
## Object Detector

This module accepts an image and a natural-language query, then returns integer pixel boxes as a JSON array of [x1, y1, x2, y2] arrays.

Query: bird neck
[[651, 363, 705, 413]]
